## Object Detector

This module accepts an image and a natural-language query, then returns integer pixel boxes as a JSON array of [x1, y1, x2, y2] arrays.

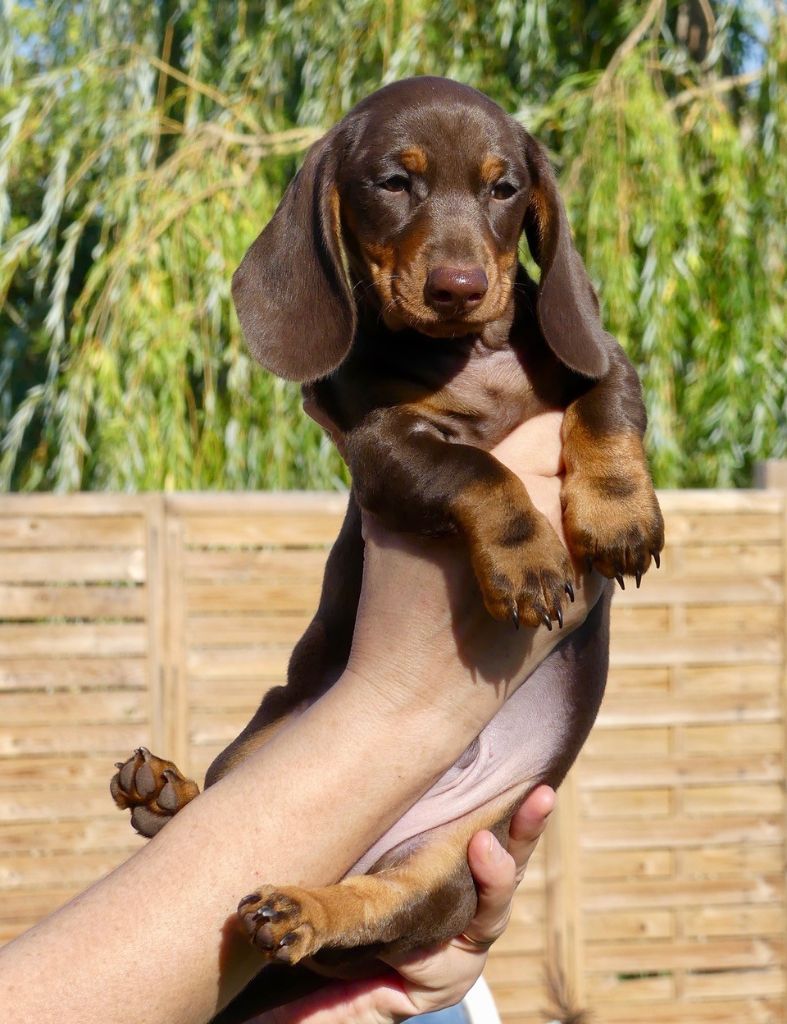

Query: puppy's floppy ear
[[232, 126, 355, 382], [522, 135, 610, 379]]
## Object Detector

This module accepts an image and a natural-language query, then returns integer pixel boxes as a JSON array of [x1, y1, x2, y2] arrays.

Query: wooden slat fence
[[0, 489, 785, 1023]]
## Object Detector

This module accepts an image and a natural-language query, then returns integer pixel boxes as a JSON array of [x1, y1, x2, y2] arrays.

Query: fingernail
[[487, 834, 505, 862]]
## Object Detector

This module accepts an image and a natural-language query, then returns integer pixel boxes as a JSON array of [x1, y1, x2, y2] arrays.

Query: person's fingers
[[456, 787, 554, 950], [507, 785, 555, 884], [454, 830, 517, 950]]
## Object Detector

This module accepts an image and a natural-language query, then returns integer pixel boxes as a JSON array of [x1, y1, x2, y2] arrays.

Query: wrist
[[332, 665, 484, 773]]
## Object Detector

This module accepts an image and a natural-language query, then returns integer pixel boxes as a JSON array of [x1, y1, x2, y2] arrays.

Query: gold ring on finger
[[455, 931, 496, 950]]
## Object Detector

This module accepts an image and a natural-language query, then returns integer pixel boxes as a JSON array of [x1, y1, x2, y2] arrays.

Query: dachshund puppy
[[112, 76, 663, 971]]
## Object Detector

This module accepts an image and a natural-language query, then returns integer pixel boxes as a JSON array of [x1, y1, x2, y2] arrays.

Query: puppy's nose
[[425, 266, 488, 314]]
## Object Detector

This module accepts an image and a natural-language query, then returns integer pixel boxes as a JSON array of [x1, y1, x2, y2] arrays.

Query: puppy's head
[[233, 76, 608, 382]]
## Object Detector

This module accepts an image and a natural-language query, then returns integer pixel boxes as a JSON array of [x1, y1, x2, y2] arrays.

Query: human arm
[[0, 412, 602, 1024]]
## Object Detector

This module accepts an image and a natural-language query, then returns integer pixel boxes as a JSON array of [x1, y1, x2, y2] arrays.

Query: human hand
[[254, 786, 555, 1024]]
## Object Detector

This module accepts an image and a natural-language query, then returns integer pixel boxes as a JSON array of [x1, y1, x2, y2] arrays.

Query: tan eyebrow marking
[[480, 154, 506, 184], [400, 147, 428, 174]]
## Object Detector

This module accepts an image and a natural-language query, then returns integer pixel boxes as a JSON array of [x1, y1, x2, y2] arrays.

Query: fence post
[[757, 460, 787, 1021], [144, 494, 168, 754], [544, 769, 585, 1012], [754, 459, 787, 489]]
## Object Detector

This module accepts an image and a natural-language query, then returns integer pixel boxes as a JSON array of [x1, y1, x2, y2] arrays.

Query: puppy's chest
[[424, 347, 546, 448], [324, 338, 561, 451]]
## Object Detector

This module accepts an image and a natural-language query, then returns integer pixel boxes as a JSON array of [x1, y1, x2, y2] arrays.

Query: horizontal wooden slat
[[582, 814, 783, 850], [0, 657, 147, 691], [613, 577, 783, 607], [675, 542, 782, 578], [586, 937, 783, 973], [588, 998, 783, 1023], [182, 547, 328, 579], [186, 646, 291, 681], [185, 614, 310, 647], [0, 623, 147, 657], [0, 754, 132, 788], [185, 580, 322, 614], [681, 722, 784, 755], [584, 874, 782, 910], [0, 515, 146, 548], [0, 848, 135, 889], [664, 511, 783, 544], [0, 816, 138, 854], [682, 903, 785, 939], [181, 512, 344, 547], [610, 633, 782, 666], [676, 663, 781, 695], [585, 908, 675, 941], [597, 693, 780, 727], [580, 752, 782, 788], [682, 967, 784, 999], [0, 787, 124, 823], [0, 722, 151, 756], [0, 690, 147, 726], [0, 583, 145, 620], [0, 549, 146, 583]]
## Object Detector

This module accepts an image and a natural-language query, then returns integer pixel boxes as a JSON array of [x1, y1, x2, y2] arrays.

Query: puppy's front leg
[[561, 344, 664, 584], [345, 408, 574, 628]]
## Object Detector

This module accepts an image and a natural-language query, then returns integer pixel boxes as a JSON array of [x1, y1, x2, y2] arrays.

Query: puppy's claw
[[635, 569, 642, 588], [653, 550, 661, 569], [541, 612, 553, 631], [238, 894, 259, 910], [556, 606, 563, 629], [511, 606, 520, 631], [565, 581, 575, 603], [615, 573, 625, 590]]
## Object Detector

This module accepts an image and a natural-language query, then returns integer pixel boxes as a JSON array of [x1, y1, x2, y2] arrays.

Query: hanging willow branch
[[1, 0, 784, 492]]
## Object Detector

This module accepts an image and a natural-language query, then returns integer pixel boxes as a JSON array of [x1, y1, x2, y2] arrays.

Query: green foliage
[[1, 0, 784, 491]]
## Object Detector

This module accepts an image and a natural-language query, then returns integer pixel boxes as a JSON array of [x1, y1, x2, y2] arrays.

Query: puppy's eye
[[378, 174, 410, 193], [491, 180, 517, 200]]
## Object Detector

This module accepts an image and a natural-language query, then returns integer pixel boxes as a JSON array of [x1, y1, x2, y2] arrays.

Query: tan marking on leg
[[238, 796, 521, 963], [454, 477, 573, 628], [561, 414, 664, 581]]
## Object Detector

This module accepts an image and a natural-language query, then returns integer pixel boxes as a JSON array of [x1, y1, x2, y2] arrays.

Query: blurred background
[[1, 0, 784, 495]]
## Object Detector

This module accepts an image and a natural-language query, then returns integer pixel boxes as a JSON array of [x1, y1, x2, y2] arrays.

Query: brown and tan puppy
[[112, 76, 663, 978]]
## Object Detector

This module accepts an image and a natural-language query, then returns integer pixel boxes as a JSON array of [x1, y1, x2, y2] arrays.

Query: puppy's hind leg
[[236, 810, 512, 966]]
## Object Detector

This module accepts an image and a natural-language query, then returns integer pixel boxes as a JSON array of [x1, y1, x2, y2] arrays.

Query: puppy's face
[[337, 80, 531, 337], [233, 76, 609, 384]]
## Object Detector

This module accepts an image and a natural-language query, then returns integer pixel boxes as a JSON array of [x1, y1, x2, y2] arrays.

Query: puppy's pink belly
[[347, 649, 576, 876]]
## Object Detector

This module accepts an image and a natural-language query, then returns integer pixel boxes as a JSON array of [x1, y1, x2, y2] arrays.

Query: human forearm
[[0, 581, 593, 1024], [0, 412, 601, 1024]]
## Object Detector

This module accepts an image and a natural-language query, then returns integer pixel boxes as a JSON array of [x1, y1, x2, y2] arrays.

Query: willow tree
[[1, 0, 784, 491]]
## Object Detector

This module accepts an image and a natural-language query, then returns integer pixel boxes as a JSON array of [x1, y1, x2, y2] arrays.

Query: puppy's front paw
[[470, 511, 574, 629], [110, 748, 199, 837], [562, 473, 664, 586], [238, 886, 326, 964]]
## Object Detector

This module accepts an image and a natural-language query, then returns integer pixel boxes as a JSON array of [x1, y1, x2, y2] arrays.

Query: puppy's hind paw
[[110, 747, 199, 837]]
